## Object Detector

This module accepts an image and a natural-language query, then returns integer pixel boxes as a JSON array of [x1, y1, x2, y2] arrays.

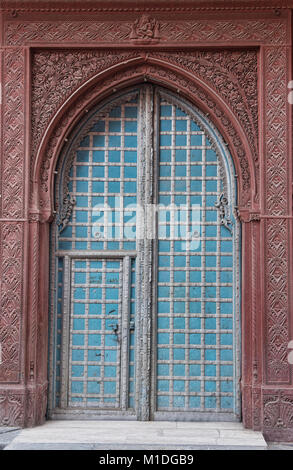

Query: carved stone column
[[0, 47, 27, 426], [261, 45, 293, 441]]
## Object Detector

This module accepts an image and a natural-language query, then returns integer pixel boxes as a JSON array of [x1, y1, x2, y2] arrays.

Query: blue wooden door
[[49, 86, 240, 421], [50, 93, 138, 417], [153, 90, 240, 420]]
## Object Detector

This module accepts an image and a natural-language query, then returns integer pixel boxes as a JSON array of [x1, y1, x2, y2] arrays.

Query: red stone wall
[[0, 0, 292, 441]]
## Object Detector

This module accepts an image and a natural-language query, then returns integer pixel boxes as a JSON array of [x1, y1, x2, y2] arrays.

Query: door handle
[[109, 323, 119, 336]]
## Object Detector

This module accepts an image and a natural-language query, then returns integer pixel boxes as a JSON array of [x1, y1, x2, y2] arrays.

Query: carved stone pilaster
[[0, 223, 24, 383], [1, 48, 25, 219]]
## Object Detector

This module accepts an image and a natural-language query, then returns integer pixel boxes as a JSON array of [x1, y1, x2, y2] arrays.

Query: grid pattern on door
[[68, 258, 123, 408], [156, 100, 235, 413], [50, 86, 239, 420], [53, 95, 139, 412], [58, 97, 138, 252]]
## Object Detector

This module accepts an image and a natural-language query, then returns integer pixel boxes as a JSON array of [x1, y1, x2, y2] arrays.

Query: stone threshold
[[4, 420, 267, 450]]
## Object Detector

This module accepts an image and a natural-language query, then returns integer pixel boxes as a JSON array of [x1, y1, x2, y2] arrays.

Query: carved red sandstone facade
[[0, 0, 292, 441]]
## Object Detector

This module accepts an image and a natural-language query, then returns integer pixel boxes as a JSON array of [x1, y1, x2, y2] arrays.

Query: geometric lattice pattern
[[52, 88, 238, 418], [55, 99, 139, 410], [69, 258, 123, 407], [156, 100, 235, 413], [58, 97, 138, 252]]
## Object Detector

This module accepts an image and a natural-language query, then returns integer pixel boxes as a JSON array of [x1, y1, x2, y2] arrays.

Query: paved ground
[[0, 421, 292, 450], [0, 427, 21, 450]]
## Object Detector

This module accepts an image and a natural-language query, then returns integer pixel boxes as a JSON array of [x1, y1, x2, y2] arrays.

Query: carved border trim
[[0, 223, 23, 384], [1, 48, 25, 219], [263, 46, 291, 385], [264, 218, 290, 384], [5, 17, 287, 46], [0, 4, 290, 13]]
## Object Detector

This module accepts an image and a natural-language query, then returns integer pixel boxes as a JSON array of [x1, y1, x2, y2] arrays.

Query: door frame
[[48, 85, 241, 422], [1, 6, 289, 440]]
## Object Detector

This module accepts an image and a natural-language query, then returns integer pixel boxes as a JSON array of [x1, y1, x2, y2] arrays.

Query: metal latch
[[109, 323, 119, 335]]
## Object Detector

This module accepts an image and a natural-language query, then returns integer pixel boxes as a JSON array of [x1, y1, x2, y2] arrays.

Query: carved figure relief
[[130, 15, 160, 42]]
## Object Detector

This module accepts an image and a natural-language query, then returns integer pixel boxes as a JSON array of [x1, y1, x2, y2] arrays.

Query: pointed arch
[[31, 57, 256, 222]]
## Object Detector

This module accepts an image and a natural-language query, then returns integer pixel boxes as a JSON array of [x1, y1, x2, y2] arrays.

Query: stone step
[[4, 420, 267, 450], [0, 428, 21, 450]]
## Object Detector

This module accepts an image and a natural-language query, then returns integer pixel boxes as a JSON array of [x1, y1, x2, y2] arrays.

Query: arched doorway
[[48, 85, 241, 422]]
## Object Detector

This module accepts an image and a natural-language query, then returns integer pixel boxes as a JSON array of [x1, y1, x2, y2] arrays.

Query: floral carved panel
[[0, 223, 23, 383], [263, 391, 293, 435], [1, 49, 25, 219], [0, 391, 25, 427], [151, 50, 258, 167], [0, 48, 26, 389], [0, 9, 291, 439], [264, 47, 289, 217], [265, 219, 290, 384], [31, 50, 139, 159], [263, 46, 291, 385]]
